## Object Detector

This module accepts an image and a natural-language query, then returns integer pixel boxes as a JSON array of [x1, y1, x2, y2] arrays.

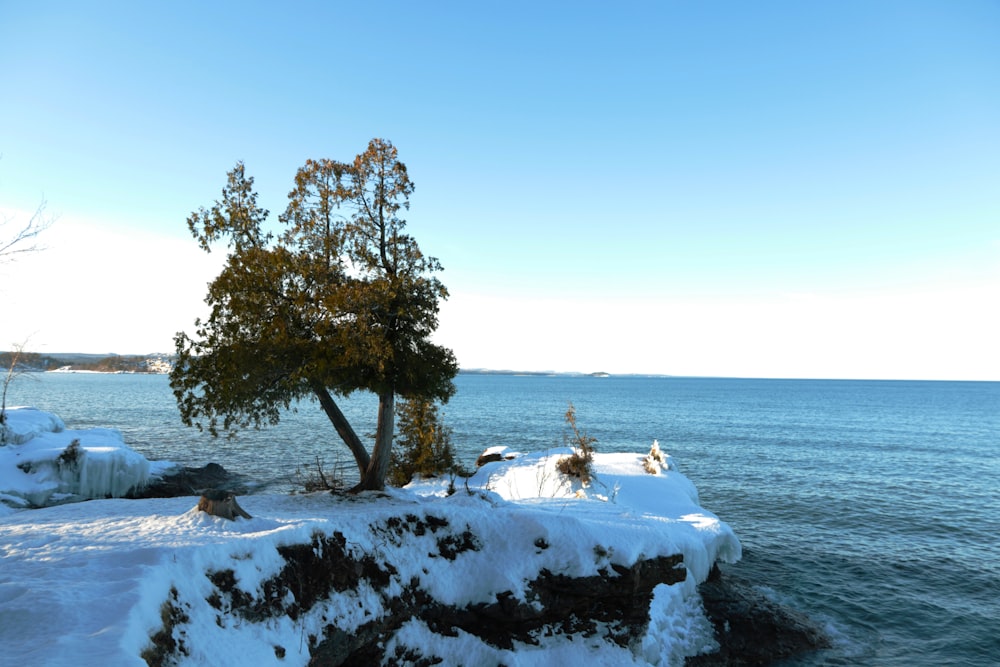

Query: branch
[[0, 200, 55, 262]]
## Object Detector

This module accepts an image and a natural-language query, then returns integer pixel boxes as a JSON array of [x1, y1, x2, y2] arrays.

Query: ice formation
[[0, 406, 152, 508]]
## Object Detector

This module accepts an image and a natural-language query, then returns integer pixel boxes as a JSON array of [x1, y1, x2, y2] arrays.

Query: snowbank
[[0, 407, 163, 510], [0, 412, 741, 666]]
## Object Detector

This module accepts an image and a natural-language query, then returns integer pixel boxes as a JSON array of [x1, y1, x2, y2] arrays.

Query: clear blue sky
[[2, 1, 998, 379]]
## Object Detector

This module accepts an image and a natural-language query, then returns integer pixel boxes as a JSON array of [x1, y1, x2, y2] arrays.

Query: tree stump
[[197, 489, 252, 521]]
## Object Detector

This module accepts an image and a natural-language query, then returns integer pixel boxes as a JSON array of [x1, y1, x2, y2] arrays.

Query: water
[[8, 372, 1000, 666]]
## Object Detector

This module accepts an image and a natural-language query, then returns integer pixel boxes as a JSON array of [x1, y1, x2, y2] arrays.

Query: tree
[[336, 138, 458, 489], [170, 139, 458, 491], [389, 398, 460, 487], [1, 175, 54, 418], [1, 340, 39, 444]]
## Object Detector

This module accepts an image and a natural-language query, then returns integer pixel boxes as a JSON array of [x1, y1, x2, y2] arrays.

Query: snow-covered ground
[[0, 407, 741, 666]]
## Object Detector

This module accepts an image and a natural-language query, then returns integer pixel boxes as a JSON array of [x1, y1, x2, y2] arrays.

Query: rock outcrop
[[128, 462, 246, 498], [689, 564, 831, 666], [142, 513, 691, 666], [142, 512, 827, 667]]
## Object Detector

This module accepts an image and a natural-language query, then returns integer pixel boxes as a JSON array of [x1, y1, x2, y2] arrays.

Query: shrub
[[389, 398, 464, 487], [292, 456, 345, 494], [556, 403, 597, 483], [643, 439, 668, 474]]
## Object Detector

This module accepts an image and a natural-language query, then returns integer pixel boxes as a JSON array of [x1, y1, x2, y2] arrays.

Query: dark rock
[[130, 463, 247, 498], [445, 553, 689, 650], [687, 564, 831, 666], [475, 448, 516, 467], [310, 550, 686, 661], [475, 451, 503, 466]]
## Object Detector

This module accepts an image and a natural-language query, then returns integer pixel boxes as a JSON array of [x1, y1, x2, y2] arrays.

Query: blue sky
[[1, 1, 998, 379]]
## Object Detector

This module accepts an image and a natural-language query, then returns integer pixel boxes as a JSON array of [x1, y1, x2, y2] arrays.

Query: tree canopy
[[170, 138, 458, 491]]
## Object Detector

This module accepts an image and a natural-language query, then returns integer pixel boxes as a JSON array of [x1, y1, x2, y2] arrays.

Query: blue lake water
[[9, 372, 1000, 665]]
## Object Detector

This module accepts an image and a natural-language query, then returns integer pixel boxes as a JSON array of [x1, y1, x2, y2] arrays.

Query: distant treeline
[[0, 352, 172, 373]]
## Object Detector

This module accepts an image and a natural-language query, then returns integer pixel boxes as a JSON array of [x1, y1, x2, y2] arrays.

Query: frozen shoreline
[[0, 405, 750, 665]]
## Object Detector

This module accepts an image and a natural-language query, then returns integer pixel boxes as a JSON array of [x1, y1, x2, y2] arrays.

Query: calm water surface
[[10, 372, 1000, 666]]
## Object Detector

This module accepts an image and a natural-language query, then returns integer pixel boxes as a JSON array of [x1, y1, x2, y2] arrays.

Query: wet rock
[[129, 462, 247, 498], [687, 564, 831, 666], [475, 446, 517, 467]]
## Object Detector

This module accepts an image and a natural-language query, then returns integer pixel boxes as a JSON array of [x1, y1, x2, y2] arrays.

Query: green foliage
[[388, 398, 463, 487], [170, 139, 458, 491], [556, 403, 597, 483]]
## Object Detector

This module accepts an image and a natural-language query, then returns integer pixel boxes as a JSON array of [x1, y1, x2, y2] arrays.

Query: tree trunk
[[358, 389, 394, 491], [197, 489, 252, 521], [310, 379, 370, 476]]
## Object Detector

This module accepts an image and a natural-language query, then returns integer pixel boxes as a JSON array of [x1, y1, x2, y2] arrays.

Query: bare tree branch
[[0, 200, 55, 263]]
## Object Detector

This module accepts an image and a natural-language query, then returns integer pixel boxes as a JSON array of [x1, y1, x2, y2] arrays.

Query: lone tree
[[170, 138, 458, 491]]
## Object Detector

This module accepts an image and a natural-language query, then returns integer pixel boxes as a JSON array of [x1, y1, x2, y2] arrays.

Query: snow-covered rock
[[0, 409, 744, 665], [0, 406, 155, 509]]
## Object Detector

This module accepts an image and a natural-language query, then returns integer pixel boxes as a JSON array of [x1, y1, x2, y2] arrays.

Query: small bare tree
[[1, 340, 39, 443], [1, 174, 53, 444]]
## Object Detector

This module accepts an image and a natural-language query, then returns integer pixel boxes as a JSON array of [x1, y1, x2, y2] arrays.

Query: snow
[[0, 407, 170, 510], [0, 407, 741, 666]]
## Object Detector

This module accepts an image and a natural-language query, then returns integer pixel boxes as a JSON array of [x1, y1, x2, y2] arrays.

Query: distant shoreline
[[458, 369, 669, 378], [13, 356, 992, 382], [48, 368, 168, 375]]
